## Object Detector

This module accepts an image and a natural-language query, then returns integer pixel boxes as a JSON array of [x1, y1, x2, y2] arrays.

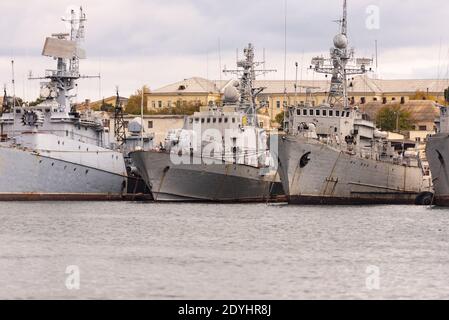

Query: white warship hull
[[278, 136, 425, 205], [0, 135, 127, 201], [426, 134, 449, 206], [130, 151, 283, 202]]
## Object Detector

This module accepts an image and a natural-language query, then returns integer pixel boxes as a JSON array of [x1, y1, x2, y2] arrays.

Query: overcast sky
[[1, 0, 449, 102]]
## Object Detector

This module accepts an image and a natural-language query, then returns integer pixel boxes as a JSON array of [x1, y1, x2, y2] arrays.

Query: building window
[[309, 109, 313, 116], [148, 121, 153, 129], [168, 101, 172, 108], [323, 110, 327, 116], [276, 101, 281, 109], [201, 118, 205, 123], [224, 118, 228, 123], [401, 97, 405, 104], [316, 109, 321, 116], [219, 118, 222, 123], [360, 97, 366, 104], [329, 110, 333, 117], [382, 97, 387, 104], [373, 97, 378, 102], [419, 125, 427, 131], [259, 122, 264, 128], [336, 111, 340, 117], [213, 118, 217, 123], [297, 109, 301, 116], [158, 101, 162, 108], [152, 101, 156, 108], [232, 118, 236, 123], [346, 112, 350, 117]]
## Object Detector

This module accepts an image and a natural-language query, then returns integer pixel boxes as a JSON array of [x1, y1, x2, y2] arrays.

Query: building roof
[[151, 76, 449, 95], [153, 77, 224, 94]]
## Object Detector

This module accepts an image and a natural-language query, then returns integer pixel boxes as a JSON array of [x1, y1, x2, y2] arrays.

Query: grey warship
[[0, 7, 127, 200], [277, 0, 431, 205], [426, 101, 449, 206], [131, 44, 283, 202]]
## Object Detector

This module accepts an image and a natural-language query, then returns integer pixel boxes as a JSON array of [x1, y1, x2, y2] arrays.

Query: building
[[76, 96, 129, 112], [147, 77, 223, 110], [147, 76, 449, 121], [360, 100, 440, 143]]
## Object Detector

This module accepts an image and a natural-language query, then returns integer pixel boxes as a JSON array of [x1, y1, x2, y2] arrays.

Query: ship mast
[[224, 43, 276, 126], [311, 0, 371, 108], [114, 87, 127, 145], [30, 7, 98, 115]]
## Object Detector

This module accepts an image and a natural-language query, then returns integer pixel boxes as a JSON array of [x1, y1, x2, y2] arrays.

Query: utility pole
[[141, 86, 144, 148], [294, 62, 299, 105]]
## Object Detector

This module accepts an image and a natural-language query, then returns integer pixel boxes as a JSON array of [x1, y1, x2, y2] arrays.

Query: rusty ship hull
[[278, 136, 426, 205]]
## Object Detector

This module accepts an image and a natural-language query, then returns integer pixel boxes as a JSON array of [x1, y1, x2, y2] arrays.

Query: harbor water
[[1, 202, 449, 300]]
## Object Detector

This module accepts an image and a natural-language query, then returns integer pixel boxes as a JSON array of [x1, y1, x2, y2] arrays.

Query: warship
[[277, 0, 432, 205], [131, 44, 283, 202], [426, 100, 449, 206], [0, 7, 128, 200]]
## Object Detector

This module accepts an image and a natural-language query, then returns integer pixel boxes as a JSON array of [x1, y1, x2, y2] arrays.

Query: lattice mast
[[30, 7, 98, 114], [311, 0, 372, 108], [114, 88, 127, 145], [224, 43, 276, 125]]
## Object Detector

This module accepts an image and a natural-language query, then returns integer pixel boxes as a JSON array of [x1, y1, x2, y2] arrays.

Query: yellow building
[[147, 77, 223, 110], [148, 76, 449, 122]]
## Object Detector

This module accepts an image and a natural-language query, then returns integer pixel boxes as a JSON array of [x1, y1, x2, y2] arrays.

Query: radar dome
[[333, 34, 348, 49], [224, 85, 240, 104], [128, 117, 144, 134]]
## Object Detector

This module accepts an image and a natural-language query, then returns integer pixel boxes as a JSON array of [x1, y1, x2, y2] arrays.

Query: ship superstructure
[[131, 43, 283, 202], [277, 0, 431, 205], [0, 7, 127, 200]]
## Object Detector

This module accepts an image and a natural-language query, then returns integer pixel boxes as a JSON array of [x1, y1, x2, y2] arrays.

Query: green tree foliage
[[125, 86, 151, 115], [147, 101, 201, 116], [275, 112, 284, 128], [376, 105, 413, 132]]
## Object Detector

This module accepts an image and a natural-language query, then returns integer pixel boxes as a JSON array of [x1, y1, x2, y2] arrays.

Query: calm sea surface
[[1, 202, 449, 300]]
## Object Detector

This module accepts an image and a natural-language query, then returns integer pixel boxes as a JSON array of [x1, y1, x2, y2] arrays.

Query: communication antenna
[[11, 60, 16, 108], [218, 38, 222, 83], [283, 0, 288, 106]]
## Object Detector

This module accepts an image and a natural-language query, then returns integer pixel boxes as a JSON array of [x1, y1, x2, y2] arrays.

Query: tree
[[147, 100, 201, 116], [275, 112, 284, 129], [376, 105, 413, 132], [125, 86, 151, 115], [411, 90, 445, 104]]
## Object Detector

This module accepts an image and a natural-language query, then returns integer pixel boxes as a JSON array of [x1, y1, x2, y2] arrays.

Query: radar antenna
[[310, 0, 372, 108]]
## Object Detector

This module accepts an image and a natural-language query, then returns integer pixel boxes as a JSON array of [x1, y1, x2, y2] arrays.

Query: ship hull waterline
[[0, 146, 132, 201], [130, 150, 285, 203], [278, 136, 425, 205]]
